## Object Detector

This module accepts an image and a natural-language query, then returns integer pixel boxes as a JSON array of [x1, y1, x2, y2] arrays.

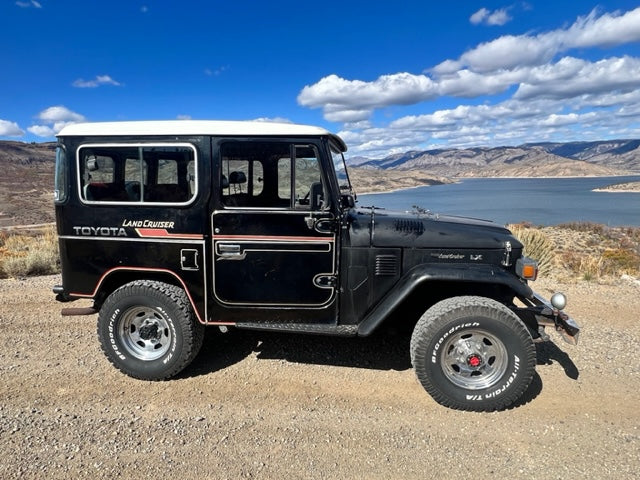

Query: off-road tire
[[410, 296, 536, 411], [97, 280, 204, 380]]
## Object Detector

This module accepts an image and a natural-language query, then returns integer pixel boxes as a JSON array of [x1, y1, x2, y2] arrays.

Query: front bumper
[[525, 291, 581, 345]]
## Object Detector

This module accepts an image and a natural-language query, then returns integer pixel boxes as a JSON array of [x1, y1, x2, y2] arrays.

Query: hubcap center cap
[[467, 354, 483, 368], [139, 322, 160, 341]]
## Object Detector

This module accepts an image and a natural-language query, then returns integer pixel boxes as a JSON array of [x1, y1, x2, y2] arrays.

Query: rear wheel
[[410, 296, 535, 411], [97, 280, 204, 380]]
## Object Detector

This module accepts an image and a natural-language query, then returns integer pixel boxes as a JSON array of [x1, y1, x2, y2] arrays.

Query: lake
[[357, 176, 640, 227]]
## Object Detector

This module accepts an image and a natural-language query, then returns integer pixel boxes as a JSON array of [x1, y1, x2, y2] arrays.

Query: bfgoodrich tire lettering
[[410, 296, 536, 411], [97, 280, 204, 380]]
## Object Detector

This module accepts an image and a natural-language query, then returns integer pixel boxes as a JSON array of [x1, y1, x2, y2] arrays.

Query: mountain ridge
[[354, 139, 640, 177]]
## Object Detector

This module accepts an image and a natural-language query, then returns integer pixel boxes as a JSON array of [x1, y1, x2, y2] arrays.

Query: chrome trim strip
[[58, 235, 204, 245]]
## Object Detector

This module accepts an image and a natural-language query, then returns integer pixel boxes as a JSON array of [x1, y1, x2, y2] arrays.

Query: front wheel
[[97, 280, 204, 380], [410, 296, 536, 411]]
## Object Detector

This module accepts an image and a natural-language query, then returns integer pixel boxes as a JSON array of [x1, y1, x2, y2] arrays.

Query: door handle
[[217, 244, 246, 261]]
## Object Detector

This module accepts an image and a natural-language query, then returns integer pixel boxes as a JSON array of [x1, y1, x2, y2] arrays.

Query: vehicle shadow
[[510, 342, 579, 409], [535, 341, 580, 380], [509, 372, 543, 409], [180, 327, 413, 379], [181, 329, 579, 410]]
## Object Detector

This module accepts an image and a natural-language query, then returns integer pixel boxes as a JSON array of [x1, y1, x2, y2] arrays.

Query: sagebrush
[[0, 226, 59, 278]]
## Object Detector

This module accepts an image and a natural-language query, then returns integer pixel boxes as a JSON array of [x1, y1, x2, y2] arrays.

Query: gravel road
[[1, 275, 639, 479]]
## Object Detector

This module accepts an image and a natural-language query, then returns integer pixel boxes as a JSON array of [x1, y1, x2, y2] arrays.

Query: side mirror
[[340, 194, 355, 209], [310, 182, 324, 210]]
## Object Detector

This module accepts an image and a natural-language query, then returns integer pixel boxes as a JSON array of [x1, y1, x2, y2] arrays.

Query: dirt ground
[[0, 275, 639, 479]]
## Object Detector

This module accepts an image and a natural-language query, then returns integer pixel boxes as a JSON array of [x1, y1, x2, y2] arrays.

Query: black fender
[[356, 263, 532, 336]]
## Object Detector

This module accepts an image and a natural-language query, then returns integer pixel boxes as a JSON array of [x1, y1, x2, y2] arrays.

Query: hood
[[352, 208, 522, 250]]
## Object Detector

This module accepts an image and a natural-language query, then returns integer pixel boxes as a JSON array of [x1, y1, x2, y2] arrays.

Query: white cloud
[[28, 106, 86, 137], [37, 106, 85, 123], [514, 56, 640, 100], [470, 8, 489, 25], [16, 1, 42, 8], [338, 90, 640, 158], [297, 6, 640, 157], [27, 125, 55, 137], [252, 117, 293, 124], [205, 66, 228, 76], [0, 119, 25, 137], [437, 7, 640, 74], [565, 7, 640, 49], [538, 112, 597, 127], [72, 75, 121, 88], [470, 7, 511, 26], [298, 73, 438, 121]]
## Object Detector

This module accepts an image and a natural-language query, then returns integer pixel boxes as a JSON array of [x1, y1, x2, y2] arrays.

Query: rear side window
[[78, 144, 197, 204], [54, 145, 68, 203]]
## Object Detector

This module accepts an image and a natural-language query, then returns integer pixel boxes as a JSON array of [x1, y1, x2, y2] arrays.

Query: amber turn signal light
[[516, 257, 538, 281]]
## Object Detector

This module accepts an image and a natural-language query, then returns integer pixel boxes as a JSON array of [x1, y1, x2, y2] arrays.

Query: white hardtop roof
[[57, 120, 347, 151]]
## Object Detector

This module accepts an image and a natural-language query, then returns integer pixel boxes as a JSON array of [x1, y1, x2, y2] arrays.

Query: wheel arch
[[90, 267, 203, 323], [357, 263, 533, 336]]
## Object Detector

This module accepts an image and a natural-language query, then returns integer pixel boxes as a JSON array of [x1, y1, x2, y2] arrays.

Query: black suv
[[52, 120, 579, 411]]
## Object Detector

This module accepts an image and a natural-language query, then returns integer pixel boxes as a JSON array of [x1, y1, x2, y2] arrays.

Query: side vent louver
[[376, 254, 398, 276], [394, 219, 425, 234]]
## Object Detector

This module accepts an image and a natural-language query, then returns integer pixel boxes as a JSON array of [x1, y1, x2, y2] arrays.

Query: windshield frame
[[330, 145, 354, 197]]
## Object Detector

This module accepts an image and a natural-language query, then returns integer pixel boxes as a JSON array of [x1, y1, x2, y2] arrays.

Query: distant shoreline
[[356, 173, 640, 196], [357, 183, 444, 196], [591, 180, 640, 193]]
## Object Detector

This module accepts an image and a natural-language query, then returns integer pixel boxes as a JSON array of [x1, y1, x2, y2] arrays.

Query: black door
[[211, 141, 337, 307]]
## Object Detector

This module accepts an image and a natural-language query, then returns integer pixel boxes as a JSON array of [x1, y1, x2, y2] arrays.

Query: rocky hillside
[[356, 140, 640, 177], [0, 141, 56, 226]]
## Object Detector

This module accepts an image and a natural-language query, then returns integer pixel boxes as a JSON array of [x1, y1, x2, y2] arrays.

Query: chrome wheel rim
[[119, 306, 172, 361], [440, 328, 508, 390]]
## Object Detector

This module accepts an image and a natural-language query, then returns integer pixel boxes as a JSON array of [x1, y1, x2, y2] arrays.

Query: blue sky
[[2, 1, 640, 158]]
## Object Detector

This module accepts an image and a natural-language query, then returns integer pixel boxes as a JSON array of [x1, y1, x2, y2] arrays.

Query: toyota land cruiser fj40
[[53, 120, 579, 411]]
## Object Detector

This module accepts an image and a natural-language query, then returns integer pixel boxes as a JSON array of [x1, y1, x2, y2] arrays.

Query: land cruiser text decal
[[122, 219, 175, 229]]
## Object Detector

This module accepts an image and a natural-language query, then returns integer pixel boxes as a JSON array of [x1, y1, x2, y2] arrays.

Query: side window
[[124, 156, 146, 201], [54, 145, 68, 203], [277, 157, 291, 202], [78, 145, 196, 204], [294, 146, 324, 210], [221, 160, 264, 198], [79, 150, 124, 201], [220, 142, 324, 210], [221, 142, 282, 208]]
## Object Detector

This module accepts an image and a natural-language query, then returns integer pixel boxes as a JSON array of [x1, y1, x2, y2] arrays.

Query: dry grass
[[0, 225, 59, 278], [509, 222, 640, 281]]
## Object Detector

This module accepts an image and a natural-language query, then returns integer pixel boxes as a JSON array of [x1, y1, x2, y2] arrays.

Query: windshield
[[330, 147, 354, 197]]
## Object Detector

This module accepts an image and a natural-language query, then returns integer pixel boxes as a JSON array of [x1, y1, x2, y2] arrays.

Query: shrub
[[0, 226, 60, 278], [601, 248, 640, 275], [507, 223, 556, 276]]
